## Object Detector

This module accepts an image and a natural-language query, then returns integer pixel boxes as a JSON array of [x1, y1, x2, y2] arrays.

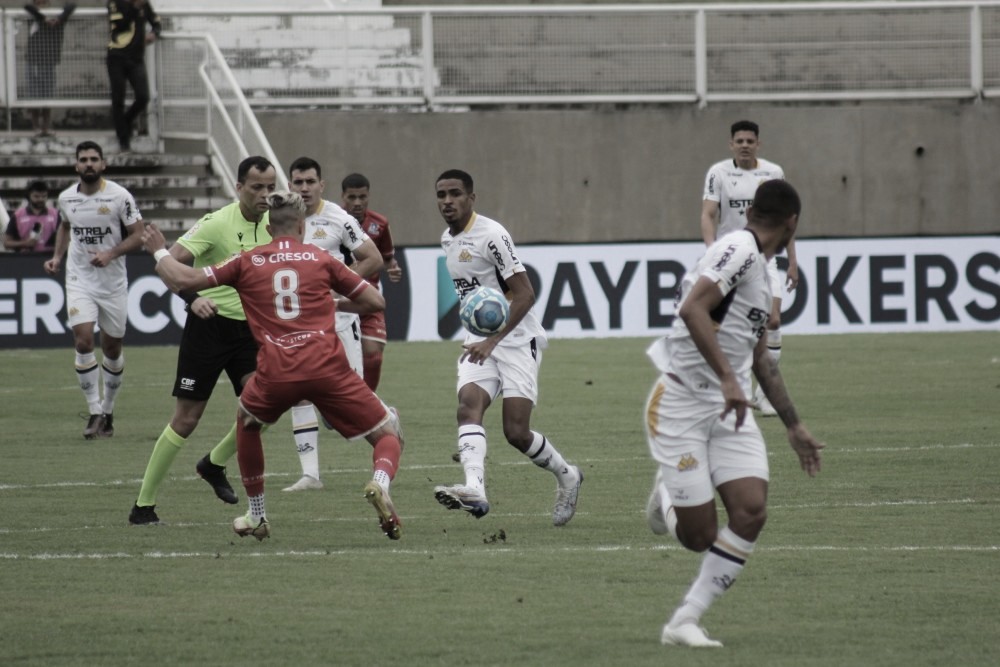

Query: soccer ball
[[459, 286, 510, 336]]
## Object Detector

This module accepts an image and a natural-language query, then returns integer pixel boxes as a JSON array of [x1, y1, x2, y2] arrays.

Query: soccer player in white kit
[[432, 169, 583, 527], [44, 141, 144, 439], [646, 180, 823, 648], [284, 157, 391, 492], [701, 120, 798, 416]]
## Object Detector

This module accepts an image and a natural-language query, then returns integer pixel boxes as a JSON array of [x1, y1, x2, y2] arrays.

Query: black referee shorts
[[172, 314, 258, 401]]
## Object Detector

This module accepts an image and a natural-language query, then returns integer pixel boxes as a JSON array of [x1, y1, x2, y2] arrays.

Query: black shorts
[[172, 314, 258, 402]]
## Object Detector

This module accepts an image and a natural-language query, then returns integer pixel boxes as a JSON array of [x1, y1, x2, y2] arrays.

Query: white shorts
[[457, 338, 542, 403], [645, 374, 769, 507], [767, 256, 782, 300], [66, 286, 127, 338], [335, 315, 363, 378]]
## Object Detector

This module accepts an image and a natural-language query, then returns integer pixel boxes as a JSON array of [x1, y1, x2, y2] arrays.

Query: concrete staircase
[[0, 133, 227, 241]]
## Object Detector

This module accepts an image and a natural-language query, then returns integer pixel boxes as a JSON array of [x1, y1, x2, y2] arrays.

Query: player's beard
[[80, 170, 100, 184]]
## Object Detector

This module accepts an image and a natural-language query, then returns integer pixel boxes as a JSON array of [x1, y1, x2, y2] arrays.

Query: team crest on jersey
[[98, 206, 111, 215], [458, 249, 473, 262], [677, 454, 699, 472], [311, 228, 329, 240], [68, 306, 79, 316], [367, 222, 379, 235]]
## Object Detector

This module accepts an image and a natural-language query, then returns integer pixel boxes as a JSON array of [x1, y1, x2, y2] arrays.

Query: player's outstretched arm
[[142, 223, 212, 293], [336, 283, 384, 315]]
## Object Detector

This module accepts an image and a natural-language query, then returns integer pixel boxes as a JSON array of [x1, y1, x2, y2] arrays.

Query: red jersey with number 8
[[205, 236, 368, 380]]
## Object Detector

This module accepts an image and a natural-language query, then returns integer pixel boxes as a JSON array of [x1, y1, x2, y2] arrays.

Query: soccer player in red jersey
[[341, 173, 402, 391], [141, 191, 404, 541]]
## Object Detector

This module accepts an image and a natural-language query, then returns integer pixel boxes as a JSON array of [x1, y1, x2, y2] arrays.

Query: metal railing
[[155, 33, 287, 194], [2, 2, 1000, 113]]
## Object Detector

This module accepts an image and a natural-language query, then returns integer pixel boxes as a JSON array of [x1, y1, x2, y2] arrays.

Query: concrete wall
[[257, 101, 1000, 246]]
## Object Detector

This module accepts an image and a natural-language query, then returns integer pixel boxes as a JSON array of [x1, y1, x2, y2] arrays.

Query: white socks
[[524, 431, 573, 483], [458, 424, 487, 492], [373, 468, 391, 492], [669, 526, 755, 627], [101, 354, 124, 414], [248, 494, 266, 522], [75, 352, 101, 415], [75, 352, 125, 415], [291, 404, 320, 480]]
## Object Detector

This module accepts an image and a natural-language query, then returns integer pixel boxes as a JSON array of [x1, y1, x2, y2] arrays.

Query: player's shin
[[291, 404, 321, 480], [458, 424, 487, 491], [75, 351, 101, 414], [363, 349, 383, 391], [236, 420, 266, 500], [668, 526, 755, 627], [371, 433, 401, 491], [101, 354, 124, 414]]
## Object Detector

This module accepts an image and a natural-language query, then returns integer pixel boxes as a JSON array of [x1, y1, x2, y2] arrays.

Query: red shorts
[[360, 311, 387, 343], [240, 369, 388, 440]]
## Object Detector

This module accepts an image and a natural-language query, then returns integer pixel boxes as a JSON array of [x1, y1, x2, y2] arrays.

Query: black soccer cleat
[[83, 414, 103, 440], [128, 503, 161, 525], [98, 413, 114, 438], [196, 454, 238, 504]]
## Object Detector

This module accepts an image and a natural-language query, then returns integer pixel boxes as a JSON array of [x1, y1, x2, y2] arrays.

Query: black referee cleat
[[196, 454, 238, 505], [128, 503, 161, 526]]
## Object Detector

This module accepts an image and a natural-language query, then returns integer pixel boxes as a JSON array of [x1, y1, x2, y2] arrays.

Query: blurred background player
[[129, 157, 276, 525], [700, 120, 797, 416], [282, 157, 385, 492], [432, 169, 582, 526], [341, 172, 403, 392], [142, 191, 403, 541], [5, 180, 60, 253], [44, 141, 143, 438]]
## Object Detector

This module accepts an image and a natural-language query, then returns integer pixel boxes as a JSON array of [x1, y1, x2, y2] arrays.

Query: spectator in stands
[[23, 0, 76, 138], [106, 0, 161, 152], [4, 180, 60, 253]]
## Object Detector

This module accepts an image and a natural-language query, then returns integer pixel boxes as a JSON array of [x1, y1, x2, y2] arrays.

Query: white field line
[[1, 442, 998, 492], [1, 543, 997, 561], [0, 496, 995, 537]]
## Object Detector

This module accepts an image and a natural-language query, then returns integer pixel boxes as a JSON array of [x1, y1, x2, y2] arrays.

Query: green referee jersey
[[176, 202, 272, 320]]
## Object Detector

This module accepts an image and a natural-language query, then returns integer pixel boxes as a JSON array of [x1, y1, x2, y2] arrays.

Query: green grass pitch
[[1, 332, 997, 666]]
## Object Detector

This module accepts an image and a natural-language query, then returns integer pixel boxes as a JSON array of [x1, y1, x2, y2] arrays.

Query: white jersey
[[57, 178, 141, 297], [303, 199, 370, 331], [703, 157, 784, 238], [441, 212, 546, 348], [647, 229, 771, 401]]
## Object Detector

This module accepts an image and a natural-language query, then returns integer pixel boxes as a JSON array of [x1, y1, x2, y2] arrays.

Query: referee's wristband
[[153, 249, 170, 263]]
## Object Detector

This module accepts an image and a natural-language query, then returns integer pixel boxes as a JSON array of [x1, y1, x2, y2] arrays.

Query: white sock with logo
[[291, 404, 320, 480], [669, 526, 755, 627], [524, 431, 573, 484], [458, 424, 487, 492], [75, 352, 101, 414], [101, 354, 124, 414]]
